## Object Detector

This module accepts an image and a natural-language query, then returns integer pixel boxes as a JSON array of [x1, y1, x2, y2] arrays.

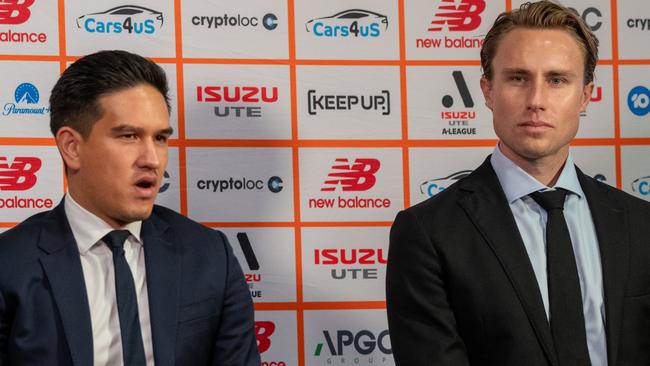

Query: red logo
[[255, 321, 276, 354], [0, 156, 41, 191], [429, 0, 485, 32], [196, 86, 278, 103], [0, 0, 34, 25], [321, 158, 380, 192], [315, 248, 388, 265]]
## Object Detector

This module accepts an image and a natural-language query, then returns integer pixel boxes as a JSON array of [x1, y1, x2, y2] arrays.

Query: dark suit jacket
[[386, 157, 650, 366], [0, 201, 260, 366]]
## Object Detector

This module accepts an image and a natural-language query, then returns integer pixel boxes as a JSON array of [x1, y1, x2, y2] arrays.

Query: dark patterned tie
[[529, 189, 591, 366], [103, 230, 146, 366]]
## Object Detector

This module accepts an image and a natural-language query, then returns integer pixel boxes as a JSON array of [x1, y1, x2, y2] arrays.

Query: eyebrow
[[111, 124, 174, 136], [502, 68, 577, 78]]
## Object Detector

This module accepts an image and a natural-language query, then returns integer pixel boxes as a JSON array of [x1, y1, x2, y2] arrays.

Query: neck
[[498, 143, 568, 187]]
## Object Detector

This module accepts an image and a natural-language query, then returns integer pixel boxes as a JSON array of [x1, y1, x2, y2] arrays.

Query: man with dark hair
[[387, 1, 650, 366], [0, 50, 260, 365]]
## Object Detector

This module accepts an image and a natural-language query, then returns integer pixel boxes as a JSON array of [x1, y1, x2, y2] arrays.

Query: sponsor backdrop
[[1, 0, 649, 364]]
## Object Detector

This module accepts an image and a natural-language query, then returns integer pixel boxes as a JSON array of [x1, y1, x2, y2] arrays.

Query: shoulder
[[149, 205, 230, 252], [0, 209, 53, 257]]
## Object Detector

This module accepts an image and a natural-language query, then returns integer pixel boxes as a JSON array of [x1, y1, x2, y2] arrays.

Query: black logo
[[442, 71, 474, 108], [263, 13, 278, 30], [307, 90, 390, 115], [237, 232, 260, 270], [158, 170, 170, 193]]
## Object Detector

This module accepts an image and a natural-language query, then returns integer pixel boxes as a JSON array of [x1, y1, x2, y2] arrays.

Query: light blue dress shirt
[[490, 145, 607, 366]]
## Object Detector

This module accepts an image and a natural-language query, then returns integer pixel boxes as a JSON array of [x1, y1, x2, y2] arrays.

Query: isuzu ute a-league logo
[[196, 85, 279, 118], [314, 247, 387, 281], [236, 232, 264, 299], [308, 158, 391, 209], [0, 156, 53, 209], [416, 0, 486, 50], [0, 0, 47, 44], [440, 71, 477, 135]]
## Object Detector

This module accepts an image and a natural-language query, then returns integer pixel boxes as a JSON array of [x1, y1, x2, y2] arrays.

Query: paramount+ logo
[[0, 156, 53, 209], [308, 158, 391, 210], [196, 176, 283, 193], [196, 85, 279, 118], [314, 247, 387, 281], [255, 321, 288, 366], [314, 329, 392, 364], [0, 0, 48, 44], [416, 0, 486, 50]]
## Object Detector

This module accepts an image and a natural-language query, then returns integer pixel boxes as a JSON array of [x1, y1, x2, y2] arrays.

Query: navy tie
[[103, 230, 146, 366], [529, 189, 591, 366]]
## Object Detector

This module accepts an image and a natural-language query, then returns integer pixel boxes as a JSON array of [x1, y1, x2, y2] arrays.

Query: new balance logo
[[255, 321, 276, 354], [321, 158, 380, 192], [0, 156, 41, 191], [0, 0, 34, 25], [429, 0, 485, 32]]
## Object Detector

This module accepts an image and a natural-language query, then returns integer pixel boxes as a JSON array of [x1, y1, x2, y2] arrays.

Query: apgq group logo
[[314, 329, 392, 364], [76, 5, 163, 34], [627, 86, 650, 117], [3, 83, 50, 117], [306, 9, 388, 38]]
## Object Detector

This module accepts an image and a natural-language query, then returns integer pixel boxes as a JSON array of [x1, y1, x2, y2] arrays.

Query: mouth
[[134, 176, 158, 198], [518, 120, 553, 131]]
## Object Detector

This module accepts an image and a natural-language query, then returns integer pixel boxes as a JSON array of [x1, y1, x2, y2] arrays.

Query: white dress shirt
[[490, 145, 607, 366], [64, 194, 155, 366]]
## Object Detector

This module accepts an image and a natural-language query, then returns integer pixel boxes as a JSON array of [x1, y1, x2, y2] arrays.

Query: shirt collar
[[490, 144, 584, 204], [64, 193, 143, 255]]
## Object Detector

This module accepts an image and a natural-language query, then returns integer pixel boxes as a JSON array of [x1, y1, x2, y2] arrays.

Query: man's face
[[70, 84, 172, 228], [480, 28, 593, 166]]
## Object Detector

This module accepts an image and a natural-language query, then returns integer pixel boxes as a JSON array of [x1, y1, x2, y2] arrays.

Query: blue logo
[[263, 13, 278, 30], [627, 86, 650, 117], [76, 5, 163, 35], [3, 83, 50, 116], [419, 170, 472, 197], [267, 176, 283, 193], [306, 9, 388, 38]]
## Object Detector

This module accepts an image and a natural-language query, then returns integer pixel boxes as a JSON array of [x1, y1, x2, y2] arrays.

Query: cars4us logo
[[416, 0, 486, 49], [3, 83, 50, 117], [0, 156, 53, 209], [77, 5, 163, 34], [628, 86, 650, 117], [306, 9, 388, 38], [308, 158, 391, 209], [420, 170, 472, 197]]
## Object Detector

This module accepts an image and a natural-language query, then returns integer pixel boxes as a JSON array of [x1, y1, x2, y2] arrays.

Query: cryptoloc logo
[[440, 71, 477, 135], [196, 85, 279, 118], [3, 83, 51, 116], [416, 0, 485, 49], [76, 5, 163, 35], [307, 90, 390, 116], [627, 86, 650, 117], [0, 156, 53, 209], [314, 329, 392, 364], [314, 248, 387, 280], [626, 17, 650, 31], [306, 9, 388, 38], [158, 170, 170, 193], [568, 7, 602, 32], [196, 176, 283, 193], [309, 158, 391, 210], [0, 0, 33, 24], [191, 13, 278, 31]]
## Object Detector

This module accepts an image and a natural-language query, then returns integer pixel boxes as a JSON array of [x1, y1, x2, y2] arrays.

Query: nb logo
[[0, 0, 34, 25], [321, 158, 380, 192], [429, 0, 485, 32], [0, 156, 41, 191], [255, 321, 276, 353]]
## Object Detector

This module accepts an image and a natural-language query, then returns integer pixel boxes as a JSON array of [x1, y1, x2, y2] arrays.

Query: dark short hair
[[49, 50, 171, 138], [481, 0, 599, 85]]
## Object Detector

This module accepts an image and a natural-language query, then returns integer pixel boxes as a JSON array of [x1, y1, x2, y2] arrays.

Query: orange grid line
[[302, 301, 387, 310], [174, 0, 188, 216], [254, 302, 299, 311], [287, 0, 304, 364], [611, 0, 622, 190], [301, 221, 393, 227], [57, 0, 67, 194], [202, 222, 296, 228], [398, 0, 411, 210]]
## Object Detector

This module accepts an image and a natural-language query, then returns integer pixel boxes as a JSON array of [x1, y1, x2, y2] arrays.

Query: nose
[[137, 138, 162, 170], [527, 78, 547, 112]]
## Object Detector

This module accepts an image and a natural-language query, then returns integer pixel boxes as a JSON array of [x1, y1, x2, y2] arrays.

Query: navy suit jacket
[[0, 201, 260, 365], [387, 158, 650, 366]]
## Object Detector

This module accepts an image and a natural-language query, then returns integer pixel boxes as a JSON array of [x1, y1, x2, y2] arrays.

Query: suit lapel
[[577, 170, 628, 365], [142, 210, 180, 366], [37, 202, 93, 366], [458, 158, 558, 366]]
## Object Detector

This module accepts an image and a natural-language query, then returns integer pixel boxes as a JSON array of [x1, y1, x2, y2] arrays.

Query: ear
[[580, 81, 595, 113], [480, 76, 494, 111], [55, 127, 83, 172]]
